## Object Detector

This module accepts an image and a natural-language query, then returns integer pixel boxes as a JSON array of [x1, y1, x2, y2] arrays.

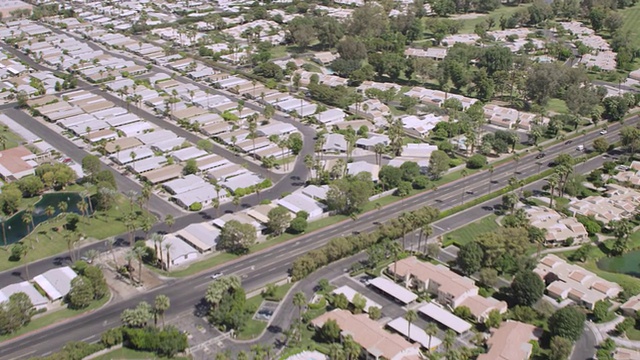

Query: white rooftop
[[369, 277, 418, 304]]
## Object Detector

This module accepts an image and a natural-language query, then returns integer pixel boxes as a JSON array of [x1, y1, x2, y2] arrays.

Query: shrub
[[189, 202, 203, 211], [466, 154, 487, 169]]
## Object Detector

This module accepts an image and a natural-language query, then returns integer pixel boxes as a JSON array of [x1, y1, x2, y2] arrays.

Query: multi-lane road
[[0, 116, 633, 358]]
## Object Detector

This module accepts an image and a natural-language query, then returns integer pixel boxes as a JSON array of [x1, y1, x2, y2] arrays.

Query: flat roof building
[[0, 281, 48, 310], [33, 266, 77, 301], [0, 146, 36, 181], [176, 222, 220, 253], [369, 277, 418, 304], [419, 302, 472, 334]]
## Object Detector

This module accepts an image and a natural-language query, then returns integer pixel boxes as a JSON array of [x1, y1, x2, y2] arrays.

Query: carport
[[368, 277, 417, 304]]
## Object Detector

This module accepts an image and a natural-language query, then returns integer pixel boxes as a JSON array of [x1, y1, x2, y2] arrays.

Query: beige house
[[620, 295, 640, 317], [477, 321, 539, 360], [311, 309, 422, 360], [568, 184, 640, 224], [524, 206, 588, 246], [389, 257, 507, 322], [534, 255, 622, 309]]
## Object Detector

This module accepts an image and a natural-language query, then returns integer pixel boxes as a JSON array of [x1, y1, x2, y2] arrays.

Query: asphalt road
[[0, 115, 634, 289], [0, 122, 624, 358], [572, 325, 598, 360]]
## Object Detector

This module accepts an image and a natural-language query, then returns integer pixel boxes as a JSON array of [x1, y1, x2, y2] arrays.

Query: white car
[[211, 272, 223, 280], [600, 130, 608, 135]]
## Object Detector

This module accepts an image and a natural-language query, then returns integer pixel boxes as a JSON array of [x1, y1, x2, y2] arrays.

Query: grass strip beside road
[[0, 294, 110, 343], [443, 214, 499, 246], [91, 347, 189, 360]]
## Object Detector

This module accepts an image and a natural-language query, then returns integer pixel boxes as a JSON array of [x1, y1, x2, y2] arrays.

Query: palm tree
[[343, 335, 361, 360], [22, 212, 32, 236], [64, 231, 75, 261], [154, 294, 170, 328], [164, 243, 172, 271], [58, 201, 68, 226], [513, 152, 521, 176], [164, 214, 175, 233], [134, 247, 145, 284], [107, 238, 118, 267], [293, 292, 306, 322], [443, 329, 456, 352], [425, 322, 438, 351], [78, 200, 88, 222], [212, 198, 220, 217], [487, 165, 495, 194], [232, 195, 241, 211], [460, 169, 469, 205], [304, 154, 314, 181], [547, 174, 559, 208], [0, 215, 6, 248], [84, 249, 100, 264], [45, 205, 55, 220], [374, 143, 386, 165], [22, 240, 30, 280], [399, 212, 414, 249], [419, 225, 432, 254], [390, 240, 402, 280], [404, 310, 417, 341]]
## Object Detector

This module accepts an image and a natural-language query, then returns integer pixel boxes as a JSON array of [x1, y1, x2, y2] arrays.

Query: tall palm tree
[[22, 212, 32, 236], [425, 322, 438, 351], [154, 294, 170, 328], [399, 212, 415, 249], [513, 152, 521, 176], [212, 198, 220, 217], [78, 200, 88, 222], [547, 174, 559, 208], [164, 243, 172, 271], [443, 329, 456, 352], [58, 201, 68, 227], [487, 165, 495, 194], [107, 238, 118, 267], [134, 246, 145, 284], [64, 231, 75, 261], [293, 292, 306, 322], [404, 310, 417, 341], [0, 215, 6, 248], [343, 335, 361, 360], [164, 214, 175, 233], [419, 225, 432, 255]]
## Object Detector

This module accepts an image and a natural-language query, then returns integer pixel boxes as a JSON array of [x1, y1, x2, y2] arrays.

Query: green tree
[[326, 174, 374, 215], [592, 300, 611, 323], [289, 217, 308, 233], [81, 155, 102, 181], [428, 150, 450, 179], [549, 306, 586, 342], [319, 318, 341, 343], [154, 294, 170, 329], [67, 276, 95, 309], [266, 207, 290, 235], [217, 220, 257, 254], [457, 242, 484, 276], [549, 336, 573, 360], [510, 271, 545, 306], [485, 309, 502, 329], [83, 265, 108, 300], [593, 137, 609, 153], [404, 310, 417, 340], [183, 159, 198, 175]]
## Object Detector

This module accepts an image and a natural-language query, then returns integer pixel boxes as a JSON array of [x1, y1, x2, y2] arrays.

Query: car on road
[[535, 152, 546, 159], [211, 272, 223, 280], [577, 145, 584, 151], [600, 130, 608, 135]]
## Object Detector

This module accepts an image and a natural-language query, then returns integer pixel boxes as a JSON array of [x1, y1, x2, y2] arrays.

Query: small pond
[[597, 250, 640, 278], [1, 192, 90, 246]]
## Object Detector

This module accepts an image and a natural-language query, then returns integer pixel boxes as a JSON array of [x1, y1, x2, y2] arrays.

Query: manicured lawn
[[237, 318, 268, 340], [547, 98, 568, 114], [91, 347, 189, 360], [626, 326, 640, 341], [0, 294, 109, 342], [0, 124, 25, 150], [444, 214, 499, 246], [453, 5, 531, 34], [0, 195, 156, 272], [619, 2, 640, 49]]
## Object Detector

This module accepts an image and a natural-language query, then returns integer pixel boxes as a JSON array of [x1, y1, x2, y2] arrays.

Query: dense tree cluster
[[217, 220, 257, 254], [291, 206, 438, 280], [0, 292, 34, 335]]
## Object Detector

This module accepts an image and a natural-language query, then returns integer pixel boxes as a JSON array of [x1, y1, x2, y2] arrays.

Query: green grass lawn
[[0, 294, 109, 342], [262, 282, 294, 302], [619, 2, 640, 49], [0, 195, 156, 272], [0, 125, 25, 150], [91, 347, 190, 360], [626, 326, 640, 341], [237, 318, 268, 340], [443, 214, 499, 246], [454, 5, 531, 34], [547, 98, 569, 114]]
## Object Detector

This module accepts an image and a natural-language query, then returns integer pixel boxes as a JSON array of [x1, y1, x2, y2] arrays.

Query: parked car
[[600, 130, 608, 135]]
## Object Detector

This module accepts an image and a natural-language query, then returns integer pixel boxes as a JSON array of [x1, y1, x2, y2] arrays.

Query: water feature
[[1, 192, 89, 246], [597, 250, 640, 278]]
